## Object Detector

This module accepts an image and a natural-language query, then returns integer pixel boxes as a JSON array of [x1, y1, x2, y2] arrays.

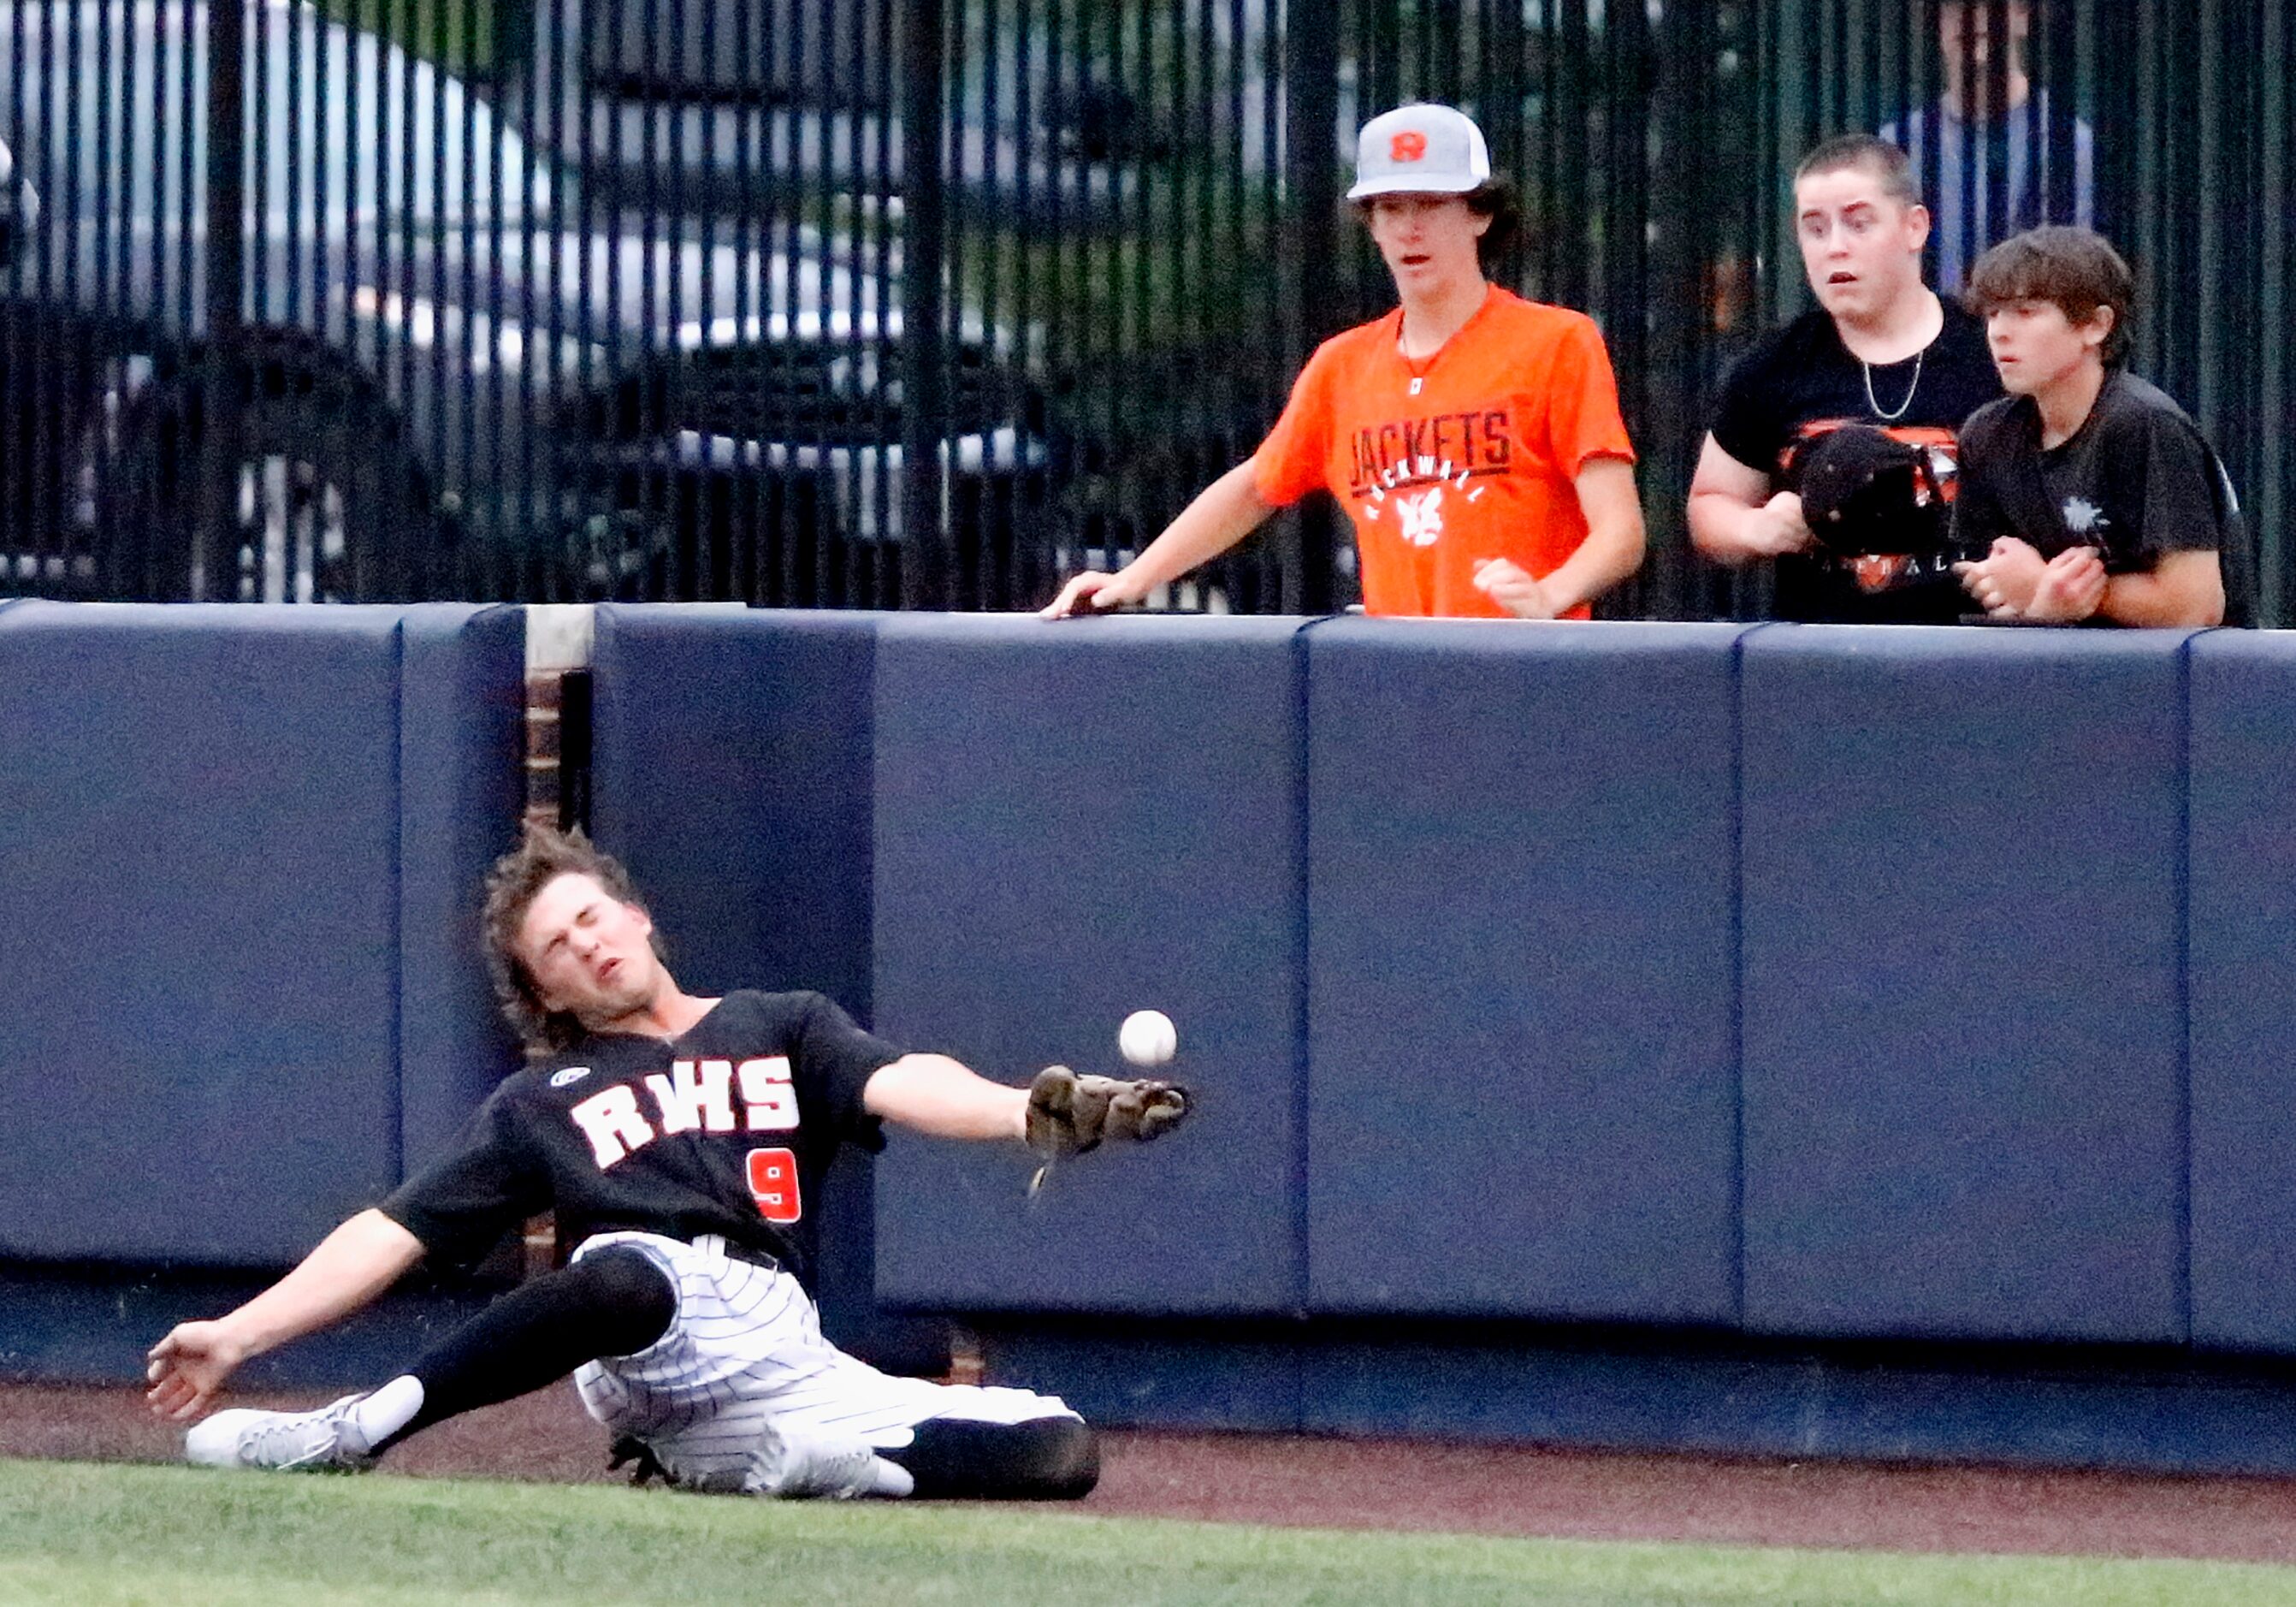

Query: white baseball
[[1118, 1009, 1177, 1067]]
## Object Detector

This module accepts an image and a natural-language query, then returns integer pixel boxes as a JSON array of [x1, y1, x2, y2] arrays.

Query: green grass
[[3, 1458, 2295, 1607]]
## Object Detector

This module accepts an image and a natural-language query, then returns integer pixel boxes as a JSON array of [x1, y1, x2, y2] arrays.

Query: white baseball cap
[[1346, 104, 1493, 200]]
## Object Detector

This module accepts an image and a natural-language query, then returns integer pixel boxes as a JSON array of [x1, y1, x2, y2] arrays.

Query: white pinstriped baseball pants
[[568, 1230, 1078, 1485]]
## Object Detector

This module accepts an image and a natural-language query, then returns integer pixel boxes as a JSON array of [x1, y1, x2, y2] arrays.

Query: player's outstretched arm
[[861, 1053, 1188, 1159], [145, 1208, 425, 1421], [1040, 460, 1275, 618], [863, 1053, 1031, 1142]]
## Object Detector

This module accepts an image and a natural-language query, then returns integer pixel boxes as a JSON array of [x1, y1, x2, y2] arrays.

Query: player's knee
[[889, 1414, 1099, 1500]]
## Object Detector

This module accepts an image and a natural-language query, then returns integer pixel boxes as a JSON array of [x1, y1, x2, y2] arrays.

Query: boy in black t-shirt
[[1952, 227, 2242, 627], [1689, 134, 2004, 624]]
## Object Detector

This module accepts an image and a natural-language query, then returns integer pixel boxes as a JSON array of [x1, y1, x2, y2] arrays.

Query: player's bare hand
[[1955, 536, 2049, 616], [1471, 558, 1560, 620], [146, 1319, 250, 1421], [2023, 545, 2108, 623], [1743, 492, 1815, 557], [1041, 569, 1148, 620]]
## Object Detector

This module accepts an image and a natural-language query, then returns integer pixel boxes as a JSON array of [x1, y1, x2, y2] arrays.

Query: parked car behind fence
[[0, 0, 1033, 605]]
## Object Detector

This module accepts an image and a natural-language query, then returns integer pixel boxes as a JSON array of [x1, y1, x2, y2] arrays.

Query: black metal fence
[[1, 1, 2288, 619]]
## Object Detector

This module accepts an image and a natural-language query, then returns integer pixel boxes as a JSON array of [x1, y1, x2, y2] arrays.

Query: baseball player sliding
[[145, 826, 1186, 1500]]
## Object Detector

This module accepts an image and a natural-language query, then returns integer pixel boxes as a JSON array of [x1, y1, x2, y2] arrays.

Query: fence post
[[2261, 0, 2289, 624], [198, 0, 247, 601], [898, 0, 948, 611], [1280, 3, 1340, 615]]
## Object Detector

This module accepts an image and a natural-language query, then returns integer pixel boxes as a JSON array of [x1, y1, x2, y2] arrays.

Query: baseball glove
[[1025, 1065, 1189, 1159]]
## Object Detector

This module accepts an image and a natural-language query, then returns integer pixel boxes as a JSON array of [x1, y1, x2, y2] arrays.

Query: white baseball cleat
[[741, 1420, 913, 1499], [186, 1394, 379, 1473]]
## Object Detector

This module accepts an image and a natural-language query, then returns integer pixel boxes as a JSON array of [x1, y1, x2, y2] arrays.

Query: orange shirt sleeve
[[1252, 339, 1345, 507], [1541, 315, 1636, 478]]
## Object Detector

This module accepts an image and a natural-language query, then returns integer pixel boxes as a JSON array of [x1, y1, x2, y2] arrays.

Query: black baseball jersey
[[1709, 301, 2003, 623], [381, 990, 896, 1285], [1952, 370, 2253, 626]]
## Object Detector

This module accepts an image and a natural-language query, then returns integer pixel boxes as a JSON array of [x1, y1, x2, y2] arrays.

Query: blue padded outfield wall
[[587, 607, 879, 1019], [585, 607, 2296, 1474], [2189, 630, 2296, 1354], [1305, 622, 1741, 1325], [397, 608, 534, 1171], [1741, 628, 2191, 1345], [869, 614, 1308, 1318], [583, 606, 950, 1373], [24, 600, 2296, 1473], [0, 602, 524, 1270]]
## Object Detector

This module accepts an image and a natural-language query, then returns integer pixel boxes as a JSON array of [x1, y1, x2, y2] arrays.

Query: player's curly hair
[[482, 823, 664, 1056]]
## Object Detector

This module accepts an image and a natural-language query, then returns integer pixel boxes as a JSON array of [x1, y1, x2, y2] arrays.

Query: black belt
[[695, 1232, 783, 1273]]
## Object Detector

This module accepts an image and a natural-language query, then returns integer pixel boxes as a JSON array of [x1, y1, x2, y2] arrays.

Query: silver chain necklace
[[1862, 348, 1925, 422]]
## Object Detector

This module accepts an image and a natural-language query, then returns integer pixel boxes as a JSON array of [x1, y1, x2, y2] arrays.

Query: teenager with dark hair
[[1689, 135, 2004, 623], [1952, 226, 2243, 627]]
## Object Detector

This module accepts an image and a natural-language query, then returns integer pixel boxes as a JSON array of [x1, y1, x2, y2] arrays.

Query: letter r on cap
[[1390, 131, 1428, 162]]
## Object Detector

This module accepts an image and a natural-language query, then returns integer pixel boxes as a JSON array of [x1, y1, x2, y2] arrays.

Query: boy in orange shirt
[[1042, 104, 1645, 621]]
